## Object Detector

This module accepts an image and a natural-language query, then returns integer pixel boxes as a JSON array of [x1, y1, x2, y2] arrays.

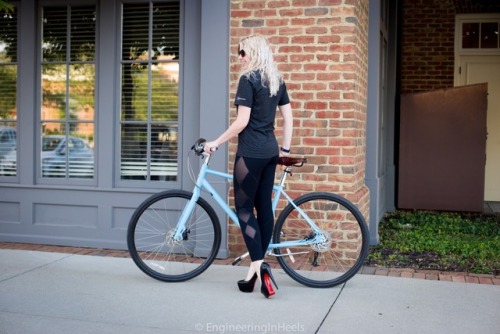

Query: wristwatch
[[280, 147, 290, 153]]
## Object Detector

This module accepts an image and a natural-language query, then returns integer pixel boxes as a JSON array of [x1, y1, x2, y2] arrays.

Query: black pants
[[233, 155, 279, 262]]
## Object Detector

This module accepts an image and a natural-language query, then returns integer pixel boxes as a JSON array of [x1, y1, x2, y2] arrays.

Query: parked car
[[0, 148, 16, 176], [0, 126, 16, 160], [42, 135, 94, 178], [0, 135, 94, 178]]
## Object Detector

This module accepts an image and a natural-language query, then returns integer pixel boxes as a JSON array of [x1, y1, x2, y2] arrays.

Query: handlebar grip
[[192, 138, 217, 156], [192, 138, 206, 155]]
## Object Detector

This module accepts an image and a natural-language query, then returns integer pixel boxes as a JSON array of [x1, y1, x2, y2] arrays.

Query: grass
[[365, 210, 500, 275]]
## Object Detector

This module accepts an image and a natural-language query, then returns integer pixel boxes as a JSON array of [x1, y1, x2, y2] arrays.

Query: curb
[[359, 265, 500, 285], [1, 242, 499, 285]]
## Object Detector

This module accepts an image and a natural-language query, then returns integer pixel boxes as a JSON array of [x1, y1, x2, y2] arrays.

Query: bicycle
[[127, 138, 369, 288]]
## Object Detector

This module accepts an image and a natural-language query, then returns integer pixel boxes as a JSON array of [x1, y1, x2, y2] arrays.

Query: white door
[[459, 56, 500, 200]]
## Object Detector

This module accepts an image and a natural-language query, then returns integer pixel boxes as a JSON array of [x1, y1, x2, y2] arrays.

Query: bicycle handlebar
[[191, 138, 207, 155], [191, 138, 306, 167], [191, 138, 217, 156]]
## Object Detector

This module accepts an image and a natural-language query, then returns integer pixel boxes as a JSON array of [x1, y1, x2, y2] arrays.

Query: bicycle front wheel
[[273, 192, 369, 288], [127, 190, 221, 282]]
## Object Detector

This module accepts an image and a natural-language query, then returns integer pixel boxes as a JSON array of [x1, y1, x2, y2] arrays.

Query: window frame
[[36, 0, 98, 185], [116, 0, 183, 188], [455, 14, 500, 55], [0, 2, 19, 181]]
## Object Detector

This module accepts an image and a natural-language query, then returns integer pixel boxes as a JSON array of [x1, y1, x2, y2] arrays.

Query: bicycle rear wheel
[[127, 190, 221, 282], [273, 192, 369, 288]]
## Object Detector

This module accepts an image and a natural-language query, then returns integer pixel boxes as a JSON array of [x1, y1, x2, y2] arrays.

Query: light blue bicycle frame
[[173, 154, 322, 251]]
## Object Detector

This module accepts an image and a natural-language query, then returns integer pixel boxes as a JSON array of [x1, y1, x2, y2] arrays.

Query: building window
[[0, 7, 18, 177], [120, 1, 180, 182], [40, 5, 96, 179], [462, 21, 499, 49]]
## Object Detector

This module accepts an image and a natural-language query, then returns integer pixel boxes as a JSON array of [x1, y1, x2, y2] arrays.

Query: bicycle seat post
[[278, 166, 292, 187]]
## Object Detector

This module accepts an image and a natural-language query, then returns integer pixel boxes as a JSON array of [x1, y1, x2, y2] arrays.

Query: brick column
[[228, 0, 370, 255]]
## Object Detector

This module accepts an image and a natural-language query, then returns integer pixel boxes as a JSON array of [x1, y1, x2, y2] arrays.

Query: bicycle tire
[[273, 192, 369, 288], [127, 190, 221, 282]]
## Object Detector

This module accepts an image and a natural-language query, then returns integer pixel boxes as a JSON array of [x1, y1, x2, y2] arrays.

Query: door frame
[[454, 14, 500, 201], [454, 14, 500, 84]]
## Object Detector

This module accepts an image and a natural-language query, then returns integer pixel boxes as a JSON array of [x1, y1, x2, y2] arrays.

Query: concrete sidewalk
[[0, 249, 499, 334]]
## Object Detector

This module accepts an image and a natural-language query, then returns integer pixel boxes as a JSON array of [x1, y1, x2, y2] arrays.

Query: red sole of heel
[[263, 274, 275, 298]]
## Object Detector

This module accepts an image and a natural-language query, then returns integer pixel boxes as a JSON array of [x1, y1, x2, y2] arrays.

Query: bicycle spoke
[[274, 192, 368, 288], [127, 191, 221, 282]]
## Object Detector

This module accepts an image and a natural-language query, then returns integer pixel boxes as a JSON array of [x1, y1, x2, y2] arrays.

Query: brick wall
[[401, 0, 456, 94], [228, 0, 370, 255]]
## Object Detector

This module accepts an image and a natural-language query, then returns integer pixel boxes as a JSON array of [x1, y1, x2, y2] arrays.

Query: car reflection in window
[[0, 149, 16, 176], [0, 127, 17, 176], [0, 127, 17, 159], [42, 136, 94, 178]]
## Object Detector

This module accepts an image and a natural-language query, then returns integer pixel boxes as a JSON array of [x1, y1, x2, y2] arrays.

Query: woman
[[204, 35, 293, 298]]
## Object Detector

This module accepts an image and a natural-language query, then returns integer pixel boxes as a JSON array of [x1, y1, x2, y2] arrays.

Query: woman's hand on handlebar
[[203, 140, 218, 154]]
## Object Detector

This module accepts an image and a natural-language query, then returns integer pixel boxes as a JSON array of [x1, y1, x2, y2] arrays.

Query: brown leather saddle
[[278, 156, 307, 167]]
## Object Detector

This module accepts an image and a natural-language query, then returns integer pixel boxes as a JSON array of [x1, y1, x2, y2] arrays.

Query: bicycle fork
[[171, 164, 208, 242]]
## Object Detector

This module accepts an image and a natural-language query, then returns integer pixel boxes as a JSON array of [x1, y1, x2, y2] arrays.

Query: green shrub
[[366, 210, 500, 275]]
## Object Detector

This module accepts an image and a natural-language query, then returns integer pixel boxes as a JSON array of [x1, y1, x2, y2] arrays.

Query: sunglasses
[[238, 49, 246, 57]]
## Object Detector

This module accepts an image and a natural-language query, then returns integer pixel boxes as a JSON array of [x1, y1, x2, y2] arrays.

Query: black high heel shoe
[[237, 273, 258, 293], [260, 262, 279, 298]]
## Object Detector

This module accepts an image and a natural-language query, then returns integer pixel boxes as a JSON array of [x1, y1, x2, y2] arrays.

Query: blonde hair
[[238, 35, 283, 97]]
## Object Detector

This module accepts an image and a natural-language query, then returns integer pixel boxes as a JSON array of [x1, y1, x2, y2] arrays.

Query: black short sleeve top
[[234, 71, 290, 158]]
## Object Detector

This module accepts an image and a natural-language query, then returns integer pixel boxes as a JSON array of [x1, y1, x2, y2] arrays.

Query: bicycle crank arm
[[270, 250, 309, 257], [270, 250, 310, 264], [232, 248, 310, 266], [232, 252, 249, 266]]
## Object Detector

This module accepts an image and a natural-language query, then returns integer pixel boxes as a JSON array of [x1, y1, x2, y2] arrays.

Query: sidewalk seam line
[[314, 282, 346, 334], [0, 252, 73, 284]]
